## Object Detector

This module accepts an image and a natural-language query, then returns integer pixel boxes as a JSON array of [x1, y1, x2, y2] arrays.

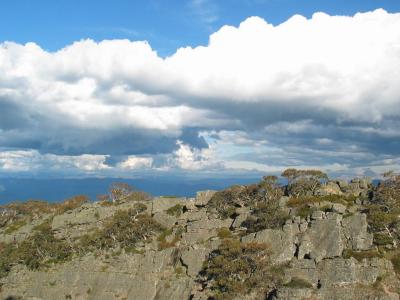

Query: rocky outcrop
[[1, 180, 399, 300], [242, 223, 298, 263], [275, 257, 397, 300], [342, 213, 374, 250], [2, 249, 194, 300]]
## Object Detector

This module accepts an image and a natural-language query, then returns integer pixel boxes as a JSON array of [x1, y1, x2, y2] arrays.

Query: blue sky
[[1, 0, 400, 55], [0, 0, 400, 179]]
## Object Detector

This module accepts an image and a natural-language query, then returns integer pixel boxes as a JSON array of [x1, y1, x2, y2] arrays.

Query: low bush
[[4, 219, 27, 234], [391, 256, 400, 274], [124, 190, 151, 202], [0, 222, 73, 277], [366, 205, 398, 232], [3, 200, 55, 217], [217, 227, 232, 239], [166, 204, 184, 217], [296, 206, 315, 219], [158, 226, 183, 250], [56, 195, 88, 214], [373, 233, 394, 246], [78, 204, 164, 252], [242, 202, 289, 233], [342, 249, 383, 261], [200, 238, 279, 300]]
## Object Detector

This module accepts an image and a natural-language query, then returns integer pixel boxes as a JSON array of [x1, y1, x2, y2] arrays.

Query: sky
[[1, 0, 400, 180]]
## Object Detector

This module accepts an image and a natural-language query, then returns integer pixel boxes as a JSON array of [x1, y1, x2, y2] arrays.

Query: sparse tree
[[109, 182, 134, 203], [258, 175, 283, 202], [281, 169, 328, 197]]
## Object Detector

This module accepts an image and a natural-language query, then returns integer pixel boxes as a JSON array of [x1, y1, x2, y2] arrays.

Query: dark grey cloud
[[1, 10, 400, 176]]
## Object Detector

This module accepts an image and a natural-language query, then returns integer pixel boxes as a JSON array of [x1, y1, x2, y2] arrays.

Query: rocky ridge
[[0, 172, 400, 300]]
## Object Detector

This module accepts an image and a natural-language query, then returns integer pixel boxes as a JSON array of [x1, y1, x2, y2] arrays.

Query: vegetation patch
[[373, 232, 394, 246], [0, 222, 73, 278], [342, 249, 383, 261], [4, 219, 27, 234], [78, 204, 164, 252], [56, 195, 88, 214], [217, 227, 233, 239], [391, 256, 400, 274], [166, 204, 184, 217], [200, 238, 280, 300], [242, 202, 289, 233], [158, 226, 183, 250]]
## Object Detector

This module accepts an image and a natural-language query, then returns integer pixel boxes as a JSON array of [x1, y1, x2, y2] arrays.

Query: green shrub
[[79, 204, 164, 252], [200, 239, 279, 300], [242, 202, 289, 233], [207, 185, 245, 219], [158, 227, 183, 250], [373, 232, 394, 246], [56, 195, 88, 214], [342, 249, 383, 261], [367, 205, 398, 232], [3, 200, 55, 216], [296, 206, 315, 219], [175, 266, 183, 276], [166, 204, 183, 217], [217, 227, 232, 239], [0, 222, 73, 278], [124, 190, 151, 202], [4, 219, 27, 234], [391, 256, 400, 274]]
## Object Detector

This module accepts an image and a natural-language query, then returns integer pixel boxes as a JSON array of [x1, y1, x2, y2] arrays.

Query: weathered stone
[[194, 190, 216, 207], [342, 213, 373, 250], [336, 179, 349, 190], [231, 213, 249, 229], [279, 196, 290, 207], [242, 226, 297, 263], [1, 185, 399, 300], [187, 218, 232, 231], [281, 257, 397, 300], [151, 197, 188, 215], [311, 210, 325, 220], [273, 287, 313, 300], [52, 207, 100, 230], [298, 213, 344, 262], [153, 211, 178, 228], [181, 246, 213, 277], [316, 181, 343, 196], [181, 230, 215, 244], [183, 210, 208, 222], [331, 203, 347, 214], [0, 249, 192, 300]]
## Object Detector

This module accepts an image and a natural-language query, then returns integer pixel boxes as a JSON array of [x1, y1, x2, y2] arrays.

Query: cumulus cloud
[[0, 150, 109, 173], [167, 141, 221, 171], [1, 9, 400, 176], [117, 156, 153, 170]]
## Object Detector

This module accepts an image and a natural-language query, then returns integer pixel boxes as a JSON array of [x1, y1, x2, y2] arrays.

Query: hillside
[[1, 171, 400, 300]]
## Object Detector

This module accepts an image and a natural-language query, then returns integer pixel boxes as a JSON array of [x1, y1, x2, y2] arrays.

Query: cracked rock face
[[1, 185, 399, 300], [342, 213, 374, 251]]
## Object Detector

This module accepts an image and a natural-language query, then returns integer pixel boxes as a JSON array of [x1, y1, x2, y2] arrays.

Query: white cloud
[[0, 150, 110, 173], [118, 156, 153, 169], [171, 141, 220, 170], [1, 9, 400, 177]]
